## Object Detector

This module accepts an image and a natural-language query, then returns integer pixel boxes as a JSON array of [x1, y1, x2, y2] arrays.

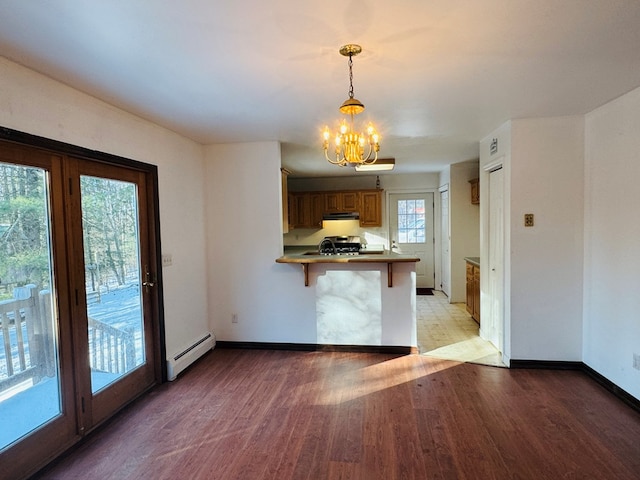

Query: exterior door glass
[[80, 176, 145, 394], [0, 162, 61, 450], [397, 199, 426, 243]]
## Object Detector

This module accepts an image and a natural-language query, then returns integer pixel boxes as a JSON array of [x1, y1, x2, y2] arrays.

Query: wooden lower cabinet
[[466, 260, 480, 324]]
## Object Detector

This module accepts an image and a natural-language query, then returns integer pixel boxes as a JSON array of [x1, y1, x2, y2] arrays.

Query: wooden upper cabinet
[[290, 192, 325, 229], [292, 193, 311, 228], [359, 190, 382, 227], [288, 188, 383, 229], [281, 168, 291, 233], [309, 193, 324, 228], [341, 192, 359, 212], [324, 191, 359, 213], [324, 191, 340, 213], [469, 178, 479, 205]]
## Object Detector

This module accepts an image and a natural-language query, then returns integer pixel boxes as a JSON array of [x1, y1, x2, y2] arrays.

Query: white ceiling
[[2, 1, 640, 177]]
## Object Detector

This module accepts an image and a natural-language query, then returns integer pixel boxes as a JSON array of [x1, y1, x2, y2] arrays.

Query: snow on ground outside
[[0, 284, 140, 450]]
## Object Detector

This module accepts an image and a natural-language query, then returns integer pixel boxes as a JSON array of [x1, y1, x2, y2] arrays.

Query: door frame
[[386, 188, 438, 289], [438, 184, 450, 297], [0, 126, 166, 480], [480, 156, 508, 363]]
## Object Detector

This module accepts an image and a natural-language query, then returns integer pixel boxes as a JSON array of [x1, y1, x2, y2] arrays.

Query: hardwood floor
[[35, 348, 640, 479]]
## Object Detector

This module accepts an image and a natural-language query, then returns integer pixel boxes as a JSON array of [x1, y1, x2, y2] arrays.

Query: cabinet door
[[310, 193, 325, 228], [360, 190, 382, 227], [292, 193, 310, 228], [287, 192, 295, 229], [466, 263, 474, 315], [281, 169, 290, 233], [324, 191, 359, 213], [324, 192, 341, 213], [342, 192, 359, 212], [473, 265, 481, 323]]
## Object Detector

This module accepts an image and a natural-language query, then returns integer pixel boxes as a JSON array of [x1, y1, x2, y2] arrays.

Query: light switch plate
[[524, 213, 534, 227], [161, 253, 173, 267]]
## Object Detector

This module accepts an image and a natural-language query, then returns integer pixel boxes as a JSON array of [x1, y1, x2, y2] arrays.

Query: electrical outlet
[[232, 313, 238, 324], [524, 213, 534, 227], [633, 353, 640, 371], [161, 254, 173, 267]]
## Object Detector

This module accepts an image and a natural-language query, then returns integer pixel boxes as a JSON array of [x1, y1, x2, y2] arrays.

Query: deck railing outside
[[0, 286, 135, 397]]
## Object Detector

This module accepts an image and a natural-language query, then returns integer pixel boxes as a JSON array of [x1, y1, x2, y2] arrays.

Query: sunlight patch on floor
[[417, 291, 506, 368], [313, 356, 459, 406], [422, 337, 505, 367]]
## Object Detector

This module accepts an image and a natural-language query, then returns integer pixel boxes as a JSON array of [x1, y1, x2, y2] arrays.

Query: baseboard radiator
[[167, 332, 216, 381]]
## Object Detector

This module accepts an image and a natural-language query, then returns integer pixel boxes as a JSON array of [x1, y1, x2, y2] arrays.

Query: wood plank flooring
[[418, 292, 505, 367], [35, 348, 640, 479]]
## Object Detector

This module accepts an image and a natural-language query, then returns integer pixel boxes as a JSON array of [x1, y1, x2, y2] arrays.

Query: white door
[[486, 168, 504, 351], [389, 192, 435, 289], [439, 189, 450, 296]]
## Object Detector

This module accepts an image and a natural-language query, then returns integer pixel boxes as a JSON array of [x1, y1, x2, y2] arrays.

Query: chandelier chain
[[348, 55, 354, 100]]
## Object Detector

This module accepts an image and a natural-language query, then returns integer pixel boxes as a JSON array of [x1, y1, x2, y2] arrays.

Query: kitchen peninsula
[[276, 250, 420, 287], [276, 249, 420, 351]]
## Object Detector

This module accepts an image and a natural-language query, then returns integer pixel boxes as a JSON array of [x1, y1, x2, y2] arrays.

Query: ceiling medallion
[[322, 44, 380, 168]]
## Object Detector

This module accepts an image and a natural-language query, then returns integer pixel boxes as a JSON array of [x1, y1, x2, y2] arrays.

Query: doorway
[[388, 192, 435, 289], [0, 138, 163, 479]]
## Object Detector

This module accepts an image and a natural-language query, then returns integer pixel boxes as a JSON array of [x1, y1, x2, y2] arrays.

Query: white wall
[[0, 57, 210, 361], [449, 160, 480, 303], [204, 142, 318, 343], [584, 87, 640, 400], [204, 144, 418, 347], [480, 117, 584, 363], [510, 117, 584, 361]]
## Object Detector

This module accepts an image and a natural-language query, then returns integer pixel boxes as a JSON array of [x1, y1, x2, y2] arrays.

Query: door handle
[[143, 265, 156, 291]]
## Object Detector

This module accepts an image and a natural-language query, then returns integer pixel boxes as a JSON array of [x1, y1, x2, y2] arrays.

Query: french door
[[66, 158, 158, 429], [0, 140, 162, 479]]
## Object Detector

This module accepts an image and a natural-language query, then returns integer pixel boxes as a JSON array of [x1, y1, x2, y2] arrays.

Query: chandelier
[[322, 44, 380, 167]]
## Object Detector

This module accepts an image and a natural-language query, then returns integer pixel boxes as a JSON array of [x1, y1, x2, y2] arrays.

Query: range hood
[[322, 211, 360, 221]]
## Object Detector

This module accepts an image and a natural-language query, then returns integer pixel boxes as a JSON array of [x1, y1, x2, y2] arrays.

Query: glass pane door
[[72, 160, 157, 430], [0, 162, 61, 450], [0, 139, 160, 479], [80, 175, 145, 394], [389, 192, 435, 288]]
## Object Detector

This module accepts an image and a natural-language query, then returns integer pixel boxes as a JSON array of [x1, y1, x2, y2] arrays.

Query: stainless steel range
[[318, 236, 361, 255]]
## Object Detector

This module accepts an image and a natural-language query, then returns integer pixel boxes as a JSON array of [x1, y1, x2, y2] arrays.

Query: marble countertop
[[276, 251, 420, 264]]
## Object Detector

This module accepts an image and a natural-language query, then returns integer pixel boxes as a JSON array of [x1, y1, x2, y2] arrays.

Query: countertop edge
[[464, 257, 480, 266], [276, 254, 420, 264]]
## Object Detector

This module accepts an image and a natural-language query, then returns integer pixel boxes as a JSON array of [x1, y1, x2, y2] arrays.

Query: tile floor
[[417, 291, 506, 367]]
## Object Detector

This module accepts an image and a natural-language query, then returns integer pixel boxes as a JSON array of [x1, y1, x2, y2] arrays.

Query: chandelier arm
[[324, 148, 346, 165], [361, 146, 378, 165]]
